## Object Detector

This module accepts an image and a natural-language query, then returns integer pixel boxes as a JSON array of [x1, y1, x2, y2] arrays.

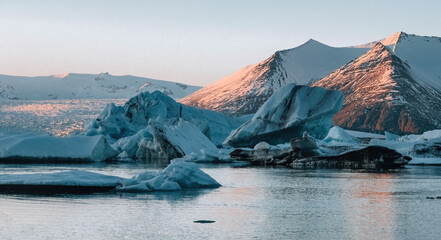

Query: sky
[[0, 0, 440, 86]]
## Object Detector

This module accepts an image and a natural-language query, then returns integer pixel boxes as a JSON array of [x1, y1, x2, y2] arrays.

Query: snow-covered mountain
[[180, 31, 441, 134], [353, 32, 441, 91], [313, 42, 441, 134], [0, 73, 201, 100], [180, 40, 368, 115]]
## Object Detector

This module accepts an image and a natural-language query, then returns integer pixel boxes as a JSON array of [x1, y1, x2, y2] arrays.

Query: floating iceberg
[[323, 126, 359, 144], [112, 128, 153, 160], [112, 119, 219, 162], [136, 119, 219, 161], [117, 160, 221, 192], [224, 84, 343, 147], [0, 171, 122, 194], [369, 129, 441, 165], [408, 158, 441, 165], [85, 91, 243, 146], [409, 137, 441, 158], [0, 161, 221, 194], [397, 129, 441, 142], [0, 134, 118, 162]]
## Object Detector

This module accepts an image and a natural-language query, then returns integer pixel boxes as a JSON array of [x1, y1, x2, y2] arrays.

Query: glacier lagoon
[[1, 99, 441, 239], [1, 163, 441, 239]]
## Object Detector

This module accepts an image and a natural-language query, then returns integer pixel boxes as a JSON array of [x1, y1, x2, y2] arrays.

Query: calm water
[[1, 100, 441, 239], [1, 164, 441, 240]]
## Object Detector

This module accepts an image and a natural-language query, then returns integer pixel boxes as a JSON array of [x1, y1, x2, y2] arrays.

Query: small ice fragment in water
[[193, 220, 215, 224]]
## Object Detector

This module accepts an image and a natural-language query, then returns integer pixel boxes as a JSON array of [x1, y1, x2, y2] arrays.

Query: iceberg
[[397, 129, 441, 142], [0, 134, 118, 162], [224, 84, 343, 147], [408, 158, 441, 165], [0, 171, 122, 194], [85, 91, 243, 146], [290, 132, 321, 157], [0, 161, 221, 194], [112, 128, 153, 160], [323, 126, 359, 144], [369, 129, 441, 165], [409, 137, 441, 158], [117, 160, 221, 192], [135, 119, 219, 162]]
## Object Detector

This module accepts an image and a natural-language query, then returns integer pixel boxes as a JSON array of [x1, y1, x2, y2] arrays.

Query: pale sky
[[0, 0, 440, 86]]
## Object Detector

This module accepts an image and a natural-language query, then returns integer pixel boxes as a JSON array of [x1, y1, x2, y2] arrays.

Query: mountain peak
[[351, 31, 409, 48], [313, 34, 441, 134], [370, 42, 392, 54], [52, 73, 69, 78], [302, 38, 327, 47]]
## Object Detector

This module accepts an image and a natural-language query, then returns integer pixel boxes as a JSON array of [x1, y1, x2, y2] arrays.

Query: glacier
[[0, 133, 118, 162], [0, 72, 201, 100], [224, 84, 343, 147]]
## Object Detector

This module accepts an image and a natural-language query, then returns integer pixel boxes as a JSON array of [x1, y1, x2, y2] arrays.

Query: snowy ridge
[[351, 31, 404, 48], [313, 42, 441, 134], [182, 31, 441, 134], [0, 73, 201, 100], [353, 32, 441, 91], [180, 40, 367, 115]]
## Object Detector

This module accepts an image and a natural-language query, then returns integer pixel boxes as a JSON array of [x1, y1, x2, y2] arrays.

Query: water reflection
[[342, 173, 397, 240], [1, 166, 441, 239]]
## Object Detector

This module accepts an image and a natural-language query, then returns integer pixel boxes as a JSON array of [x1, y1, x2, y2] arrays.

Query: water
[[1, 164, 441, 239], [1, 99, 441, 239]]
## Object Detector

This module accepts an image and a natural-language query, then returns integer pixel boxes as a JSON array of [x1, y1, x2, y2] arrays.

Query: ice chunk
[[398, 129, 441, 142], [369, 139, 414, 156], [323, 126, 359, 143], [134, 119, 219, 162], [0, 161, 221, 193], [0, 170, 121, 187], [113, 128, 153, 159], [85, 91, 243, 146], [0, 134, 118, 162], [408, 137, 441, 158], [290, 132, 321, 157], [224, 84, 343, 147], [408, 158, 441, 165], [0, 171, 122, 194], [385, 131, 400, 141], [254, 142, 271, 150], [117, 160, 221, 192]]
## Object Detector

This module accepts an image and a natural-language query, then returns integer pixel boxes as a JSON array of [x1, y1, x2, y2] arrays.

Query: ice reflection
[[342, 173, 397, 240]]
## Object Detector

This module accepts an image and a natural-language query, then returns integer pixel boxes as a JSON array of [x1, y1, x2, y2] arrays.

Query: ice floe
[[0, 161, 221, 194]]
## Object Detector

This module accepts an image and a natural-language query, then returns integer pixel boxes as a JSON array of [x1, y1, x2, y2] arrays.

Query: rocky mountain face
[[179, 40, 367, 116], [313, 42, 441, 134], [181, 31, 441, 134]]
